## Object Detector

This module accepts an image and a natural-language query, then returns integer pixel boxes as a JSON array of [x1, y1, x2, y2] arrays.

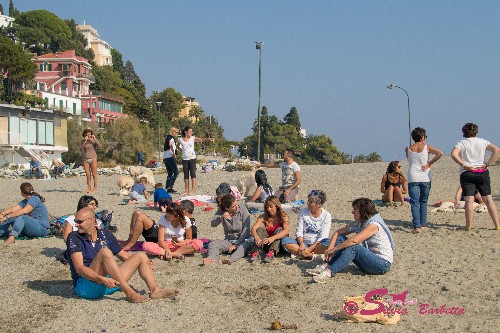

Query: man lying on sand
[[66, 207, 179, 302]]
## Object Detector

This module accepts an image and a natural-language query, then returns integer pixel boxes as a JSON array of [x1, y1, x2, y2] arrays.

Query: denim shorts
[[75, 276, 120, 299], [280, 237, 330, 252]]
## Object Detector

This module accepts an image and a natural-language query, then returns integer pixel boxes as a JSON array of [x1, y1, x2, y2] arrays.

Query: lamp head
[[387, 84, 394, 90], [255, 42, 263, 49]]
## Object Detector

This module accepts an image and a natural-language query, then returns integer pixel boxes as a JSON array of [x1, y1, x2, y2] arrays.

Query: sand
[[0, 156, 498, 333]]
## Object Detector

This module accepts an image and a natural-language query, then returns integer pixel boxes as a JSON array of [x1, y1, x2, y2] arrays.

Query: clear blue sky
[[14, 0, 500, 161]]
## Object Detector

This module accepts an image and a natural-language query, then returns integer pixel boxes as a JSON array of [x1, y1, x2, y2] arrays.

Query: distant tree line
[[0, 1, 382, 165]]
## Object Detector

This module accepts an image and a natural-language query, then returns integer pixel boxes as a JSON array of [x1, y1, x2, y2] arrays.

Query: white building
[[0, 11, 14, 28], [76, 24, 113, 66]]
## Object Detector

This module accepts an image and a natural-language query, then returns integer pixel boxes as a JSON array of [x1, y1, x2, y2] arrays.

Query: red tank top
[[265, 220, 283, 237]]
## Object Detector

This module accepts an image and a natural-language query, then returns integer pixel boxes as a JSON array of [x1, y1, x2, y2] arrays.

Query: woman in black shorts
[[451, 123, 500, 231]]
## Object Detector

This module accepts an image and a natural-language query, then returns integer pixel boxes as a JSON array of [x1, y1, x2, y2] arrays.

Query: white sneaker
[[305, 264, 326, 276], [313, 269, 331, 283]]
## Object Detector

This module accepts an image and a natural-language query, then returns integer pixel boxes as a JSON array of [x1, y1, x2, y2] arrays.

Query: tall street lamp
[[387, 84, 411, 146], [156, 101, 163, 161], [255, 41, 263, 162]]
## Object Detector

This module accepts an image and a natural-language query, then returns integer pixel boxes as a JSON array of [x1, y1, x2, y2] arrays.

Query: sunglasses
[[74, 216, 93, 224], [309, 190, 321, 197]]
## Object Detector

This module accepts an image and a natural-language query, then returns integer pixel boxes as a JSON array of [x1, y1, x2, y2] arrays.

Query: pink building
[[34, 50, 93, 97], [82, 91, 126, 125], [32, 50, 126, 124]]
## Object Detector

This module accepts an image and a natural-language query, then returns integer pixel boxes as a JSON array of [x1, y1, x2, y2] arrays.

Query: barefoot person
[[281, 190, 331, 259], [405, 127, 443, 233], [178, 126, 214, 195], [380, 161, 408, 206], [81, 128, 101, 193], [142, 202, 203, 260], [0, 183, 50, 245], [308, 198, 394, 283], [249, 196, 290, 263], [451, 123, 500, 231], [66, 207, 179, 302]]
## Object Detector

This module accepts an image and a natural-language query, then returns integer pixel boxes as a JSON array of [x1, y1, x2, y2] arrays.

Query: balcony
[[77, 73, 95, 83]]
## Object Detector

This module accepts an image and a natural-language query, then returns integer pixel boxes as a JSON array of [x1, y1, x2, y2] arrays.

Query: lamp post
[[387, 84, 411, 146], [156, 101, 162, 161], [255, 41, 263, 162]]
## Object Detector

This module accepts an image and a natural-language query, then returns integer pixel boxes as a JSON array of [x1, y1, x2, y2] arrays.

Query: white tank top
[[407, 145, 431, 183], [179, 136, 196, 160]]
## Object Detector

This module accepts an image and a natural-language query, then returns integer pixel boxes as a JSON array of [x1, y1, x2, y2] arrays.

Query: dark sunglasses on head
[[309, 189, 321, 197], [74, 216, 93, 224]]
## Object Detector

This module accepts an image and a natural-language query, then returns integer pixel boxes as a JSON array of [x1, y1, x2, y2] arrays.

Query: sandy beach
[[0, 156, 498, 333]]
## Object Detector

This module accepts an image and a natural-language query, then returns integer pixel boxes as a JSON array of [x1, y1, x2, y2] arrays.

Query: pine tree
[[283, 107, 301, 132]]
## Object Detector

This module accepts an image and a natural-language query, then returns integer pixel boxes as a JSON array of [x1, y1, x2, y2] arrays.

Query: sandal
[[455, 227, 471, 231]]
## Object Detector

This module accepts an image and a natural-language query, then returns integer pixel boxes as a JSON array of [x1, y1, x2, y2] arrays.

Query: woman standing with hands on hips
[[178, 126, 214, 195], [81, 128, 101, 193], [405, 127, 443, 233], [451, 123, 500, 231]]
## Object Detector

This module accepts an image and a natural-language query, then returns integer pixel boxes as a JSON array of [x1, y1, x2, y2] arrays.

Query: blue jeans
[[0, 215, 49, 238], [327, 235, 391, 275], [30, 168, 42, 178], [408, 182, 431, 229], [163, 157, 179, 189], [281, 237, 331, 252]]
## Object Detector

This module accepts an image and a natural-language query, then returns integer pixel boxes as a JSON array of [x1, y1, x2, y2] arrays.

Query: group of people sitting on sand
[[0, 122, 497, 302]]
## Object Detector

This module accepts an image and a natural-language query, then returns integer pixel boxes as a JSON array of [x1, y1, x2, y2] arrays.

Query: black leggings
[[182, 159, 197, 180]]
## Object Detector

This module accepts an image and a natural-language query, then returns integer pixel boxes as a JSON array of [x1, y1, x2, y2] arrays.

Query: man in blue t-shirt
[[29, 157, 42, 178], [66, 207, 179, 302]]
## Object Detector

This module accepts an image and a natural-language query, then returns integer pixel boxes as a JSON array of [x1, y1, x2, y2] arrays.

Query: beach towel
[[178, 195, 215, 203], [334, 295, 401, 325]]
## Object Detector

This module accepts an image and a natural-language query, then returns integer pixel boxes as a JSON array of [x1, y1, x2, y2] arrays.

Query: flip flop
[[455, 227, 471, 231]]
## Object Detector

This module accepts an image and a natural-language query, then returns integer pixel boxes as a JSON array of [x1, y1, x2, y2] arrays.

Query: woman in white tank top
[[405, 127, 443, 233]]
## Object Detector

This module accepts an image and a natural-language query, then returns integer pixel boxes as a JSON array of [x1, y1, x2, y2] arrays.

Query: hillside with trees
[[0, 1, 382, 165]]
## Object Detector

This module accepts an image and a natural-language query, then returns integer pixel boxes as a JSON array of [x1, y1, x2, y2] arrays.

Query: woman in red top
[[250, 196, 290, 263]]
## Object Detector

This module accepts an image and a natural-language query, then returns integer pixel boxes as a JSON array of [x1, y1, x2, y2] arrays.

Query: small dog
[[234, 172, 257, 197], [117, 175, 135, 196], [128, 166, 155, 186], [430, 201, 487, 213]]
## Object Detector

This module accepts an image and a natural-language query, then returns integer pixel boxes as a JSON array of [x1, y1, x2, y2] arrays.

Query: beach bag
[[336, 295, 401, 325], [230, 186, 242, 200]]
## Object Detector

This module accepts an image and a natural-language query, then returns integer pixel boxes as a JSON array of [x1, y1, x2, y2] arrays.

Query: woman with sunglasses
[[308, 198, 394, 283], [281, 190, 331, 259], [143, 202, 203, 260], [63, 196, 103, 242], [249, 196, 290, 263], [405, 127, 443, 233], [203, 194, 252, 265], [380, 161, 408, 206], [0, 183, 50, 245]]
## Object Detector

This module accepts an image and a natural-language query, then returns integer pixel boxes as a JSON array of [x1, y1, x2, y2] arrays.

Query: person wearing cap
[[66, 207, 179, 302]]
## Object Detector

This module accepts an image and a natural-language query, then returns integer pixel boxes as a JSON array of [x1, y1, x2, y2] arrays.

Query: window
[[44, 98, 48, 108], [73, 103, 77, 114], [38, 120, 54, 145], [61, 82, 67, 91], [62, 64, 69, 76], [40, 62, 51, 71], [59, 100, 63, 109]]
